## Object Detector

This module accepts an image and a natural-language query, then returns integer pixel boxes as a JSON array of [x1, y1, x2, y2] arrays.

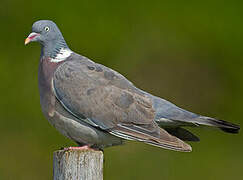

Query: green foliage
[[0, 0, 242, 179]]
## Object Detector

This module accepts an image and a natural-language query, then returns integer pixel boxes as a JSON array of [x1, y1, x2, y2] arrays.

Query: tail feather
[[196, 117, 240, 134], [151, 95, 240, 134]]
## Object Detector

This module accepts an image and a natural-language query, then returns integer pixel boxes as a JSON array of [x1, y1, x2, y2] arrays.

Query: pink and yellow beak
[[25, 32, 40, 45]]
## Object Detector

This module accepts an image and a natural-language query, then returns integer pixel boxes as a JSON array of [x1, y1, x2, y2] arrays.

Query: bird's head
[[25, 20, 70, 59], [25, 20, 65, 46]]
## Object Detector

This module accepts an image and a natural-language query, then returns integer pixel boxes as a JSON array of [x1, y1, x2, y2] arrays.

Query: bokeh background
[[1, 0, 242, 179]]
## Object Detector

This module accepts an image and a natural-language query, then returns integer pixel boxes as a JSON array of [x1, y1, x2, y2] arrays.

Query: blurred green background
[[1, 0, 242, 179]]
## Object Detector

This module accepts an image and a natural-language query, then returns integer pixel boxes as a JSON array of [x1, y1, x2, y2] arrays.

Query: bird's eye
[[44, 26, 50, 32]]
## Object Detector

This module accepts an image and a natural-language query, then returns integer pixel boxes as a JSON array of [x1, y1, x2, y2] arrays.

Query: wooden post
[[53, 149, 103, 180]]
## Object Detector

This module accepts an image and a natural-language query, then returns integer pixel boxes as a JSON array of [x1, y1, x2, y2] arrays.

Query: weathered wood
[[53, 149, 103, 180]]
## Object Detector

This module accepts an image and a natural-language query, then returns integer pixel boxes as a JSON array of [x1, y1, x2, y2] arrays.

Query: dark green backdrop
[[1, 0, 242, 179]]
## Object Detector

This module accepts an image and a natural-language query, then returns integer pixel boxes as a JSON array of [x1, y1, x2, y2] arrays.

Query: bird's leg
[[63, 145, 95, 151]]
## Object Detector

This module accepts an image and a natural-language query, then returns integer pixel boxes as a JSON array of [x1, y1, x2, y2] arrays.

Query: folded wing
[[53, 55, 191, 151]]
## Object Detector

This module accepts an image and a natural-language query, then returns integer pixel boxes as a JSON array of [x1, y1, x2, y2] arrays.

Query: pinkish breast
[[38, 57, 66, 116]]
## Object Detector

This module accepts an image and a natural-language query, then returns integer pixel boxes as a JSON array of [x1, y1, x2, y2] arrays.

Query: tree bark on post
[[53, 149, 103, 180]]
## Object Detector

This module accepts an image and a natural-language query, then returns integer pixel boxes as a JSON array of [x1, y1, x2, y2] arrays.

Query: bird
[[25, 20, 240, 152]]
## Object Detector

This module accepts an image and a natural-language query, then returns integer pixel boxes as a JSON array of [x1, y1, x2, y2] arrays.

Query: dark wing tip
[[165, 127, 200, 142]]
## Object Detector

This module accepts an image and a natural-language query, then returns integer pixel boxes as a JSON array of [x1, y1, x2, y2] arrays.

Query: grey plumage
[[25, 20, 240, 152], [152, 95, 239, 133], [31, 20, 69, 58]]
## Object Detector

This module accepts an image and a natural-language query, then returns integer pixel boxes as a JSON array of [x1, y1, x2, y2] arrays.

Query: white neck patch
[[50, 48, 72, 63]]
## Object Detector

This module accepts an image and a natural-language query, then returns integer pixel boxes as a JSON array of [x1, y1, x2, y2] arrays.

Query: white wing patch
[[50, 48, 72, 62]]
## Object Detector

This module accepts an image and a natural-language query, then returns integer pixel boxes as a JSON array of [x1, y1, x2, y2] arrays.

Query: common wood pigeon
[[25, 20, 240, 152]]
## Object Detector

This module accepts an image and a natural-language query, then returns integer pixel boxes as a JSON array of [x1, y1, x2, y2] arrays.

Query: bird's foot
[[63, 145, 94, 151]]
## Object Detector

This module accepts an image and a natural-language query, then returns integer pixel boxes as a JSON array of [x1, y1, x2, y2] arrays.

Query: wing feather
[[53, 54, 191, 151]]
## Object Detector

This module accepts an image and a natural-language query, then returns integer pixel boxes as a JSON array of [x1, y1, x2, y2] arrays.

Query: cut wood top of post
[[54, 148, 103, 155]]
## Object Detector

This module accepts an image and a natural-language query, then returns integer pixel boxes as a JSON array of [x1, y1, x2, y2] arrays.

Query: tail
[[188, 116, 240, 134], [151, 95, 240, 134]]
